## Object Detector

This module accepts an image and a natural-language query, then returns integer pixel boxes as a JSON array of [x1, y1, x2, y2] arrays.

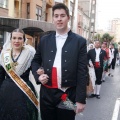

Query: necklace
[[11, 49, 22, 69]]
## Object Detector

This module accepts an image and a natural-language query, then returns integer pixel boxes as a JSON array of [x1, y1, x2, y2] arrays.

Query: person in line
[[0, 28, 38, 120], [87, 43, 96, 96], [88, 43, 94, 50], [108, 43, 118, 77], [0, 46, 2, 53], [101, 43, 112, 82], [116, 48, 120, 65], [32, 3, 87, 120], [88, 40, 106, 99]]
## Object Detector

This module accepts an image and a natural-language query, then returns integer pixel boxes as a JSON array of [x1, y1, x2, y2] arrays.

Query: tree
[[118, 41, 120, 45], [41, 0, 47, 21], [94, 33, 101, 41], [101, 33, 114, 45]]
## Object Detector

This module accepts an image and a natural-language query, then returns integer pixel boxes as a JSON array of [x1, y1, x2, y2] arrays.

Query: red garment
[[44, 67, 58, 88], [102, 48, 109, 60], [94, 62, 100, 68]]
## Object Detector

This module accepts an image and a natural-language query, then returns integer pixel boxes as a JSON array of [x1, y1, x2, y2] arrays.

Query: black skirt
[[0, 76, 38, 120]]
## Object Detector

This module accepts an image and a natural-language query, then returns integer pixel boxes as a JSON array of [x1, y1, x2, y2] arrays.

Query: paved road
[[76, 66, 120, 120]]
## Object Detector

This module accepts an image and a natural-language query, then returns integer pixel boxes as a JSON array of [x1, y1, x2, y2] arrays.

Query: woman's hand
[[37, 68, 44, 75]]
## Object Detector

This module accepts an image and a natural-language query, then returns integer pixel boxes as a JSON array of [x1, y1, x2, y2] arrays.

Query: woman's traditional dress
[[0, 45, 38, 120]]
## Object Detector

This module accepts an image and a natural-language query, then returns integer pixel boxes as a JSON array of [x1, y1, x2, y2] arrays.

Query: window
[[92, 0, 96, 5], [92, 10, 95, 14], [0, 31, 4, 47], [69, 15, 72, 26], [0, 0, 8, 8], [70, 2, 73, 12], [91, 18, 94, 23], [27, 3, 30, 19], [36, 6, 42, 21]]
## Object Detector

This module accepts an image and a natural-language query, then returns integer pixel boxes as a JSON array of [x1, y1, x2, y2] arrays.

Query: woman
[[87, 43, 96, 97], [0, 29, 38, 120]]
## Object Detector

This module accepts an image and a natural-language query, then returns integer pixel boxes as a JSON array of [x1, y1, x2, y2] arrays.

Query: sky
[[96, 0, 120, 31]]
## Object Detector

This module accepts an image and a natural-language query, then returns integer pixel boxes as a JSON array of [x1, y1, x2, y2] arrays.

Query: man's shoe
[[108, 73, 111, 76], [89, 94, 96, 98], [96, 95, 100, 99], [110, 74, 113, 77]]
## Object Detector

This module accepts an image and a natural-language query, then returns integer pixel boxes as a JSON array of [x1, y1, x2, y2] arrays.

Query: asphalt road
[[76, 66, 120, 120]]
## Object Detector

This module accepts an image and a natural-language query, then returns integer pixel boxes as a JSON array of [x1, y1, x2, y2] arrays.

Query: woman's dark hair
[[10, 28, 25, 41], [52, 3, 70, 17]]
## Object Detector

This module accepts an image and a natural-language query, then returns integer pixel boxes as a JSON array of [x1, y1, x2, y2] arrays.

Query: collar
[[56, 32, 68, 39], [95, 48, 101, 51], [55, 29, 71, 39]]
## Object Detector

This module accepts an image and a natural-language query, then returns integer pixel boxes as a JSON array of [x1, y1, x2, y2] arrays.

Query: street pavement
[[76, 66, 120, 120], [30, 66, 120, 120]]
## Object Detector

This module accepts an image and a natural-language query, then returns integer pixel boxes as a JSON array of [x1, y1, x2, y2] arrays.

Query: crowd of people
[[0, 3, 119, 120], [87, 41, 119, 99]]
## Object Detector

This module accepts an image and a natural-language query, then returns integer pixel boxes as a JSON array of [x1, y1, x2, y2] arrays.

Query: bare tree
[[41, 0, 47, 21]]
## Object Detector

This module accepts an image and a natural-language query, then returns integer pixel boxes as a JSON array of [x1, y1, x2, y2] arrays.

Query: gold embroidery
[[11, 62, 18, 70], [9, 70, 39, 107], [3, 50, 39, 109]]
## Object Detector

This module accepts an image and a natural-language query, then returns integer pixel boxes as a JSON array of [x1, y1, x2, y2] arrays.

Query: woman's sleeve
[[0, 65, 5, 86]]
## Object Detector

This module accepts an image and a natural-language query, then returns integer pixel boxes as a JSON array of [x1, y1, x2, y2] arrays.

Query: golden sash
[[3, 50, 39, 110]]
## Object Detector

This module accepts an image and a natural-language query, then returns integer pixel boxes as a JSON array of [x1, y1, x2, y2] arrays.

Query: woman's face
[[90, 45, 93, 49], [11, 32, 24, 50]]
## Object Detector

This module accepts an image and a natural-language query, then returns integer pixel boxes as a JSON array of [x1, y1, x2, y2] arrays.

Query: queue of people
[[87, 41, 118, 99]]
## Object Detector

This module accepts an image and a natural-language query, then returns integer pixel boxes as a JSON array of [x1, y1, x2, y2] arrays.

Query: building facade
[[0, 0, 94, 47], [55, 0, 91, 40], [77, 5, 90, 39], [0, 0, 55, 48], [111, 18, 120, 43], [89, 0, 96, 41], [77, 0, 91, 40]]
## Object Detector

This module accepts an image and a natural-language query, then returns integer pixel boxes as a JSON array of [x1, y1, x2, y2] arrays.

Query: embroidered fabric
[[0, 34, 35, 76], [0, 69, 38, 120], [0, 33, 38, 120]]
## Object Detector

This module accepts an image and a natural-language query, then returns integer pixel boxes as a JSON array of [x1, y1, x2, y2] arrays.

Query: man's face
[[95, 41, 100, 48], [53, 9, 70, 32], [101, 44, 106, 49], [110, 45, 114, 49]]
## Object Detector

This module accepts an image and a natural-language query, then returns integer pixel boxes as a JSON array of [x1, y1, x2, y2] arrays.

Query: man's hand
[[75, 102, 85, 114], [38, 74, 49, 85]]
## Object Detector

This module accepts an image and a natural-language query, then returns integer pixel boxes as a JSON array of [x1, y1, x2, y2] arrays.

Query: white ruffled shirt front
[[53, 32, 68, 92], [95, 48, 101, 62]]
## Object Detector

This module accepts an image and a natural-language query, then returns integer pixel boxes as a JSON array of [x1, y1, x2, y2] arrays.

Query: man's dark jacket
[[31, 30, 87, 104], [87, 48, 106, 68]]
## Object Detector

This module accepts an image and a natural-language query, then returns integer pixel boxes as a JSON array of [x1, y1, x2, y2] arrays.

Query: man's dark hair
[[111, 43, 115, 47], [94, 40, 100, 43], [52, 3, 70, 17]]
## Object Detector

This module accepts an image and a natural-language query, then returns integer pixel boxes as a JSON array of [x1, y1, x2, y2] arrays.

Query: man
[[101, 43, 112, 82], [108, 43, 118, 77], [88, 41, 106, 99], [32, 3, 87, 120]]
